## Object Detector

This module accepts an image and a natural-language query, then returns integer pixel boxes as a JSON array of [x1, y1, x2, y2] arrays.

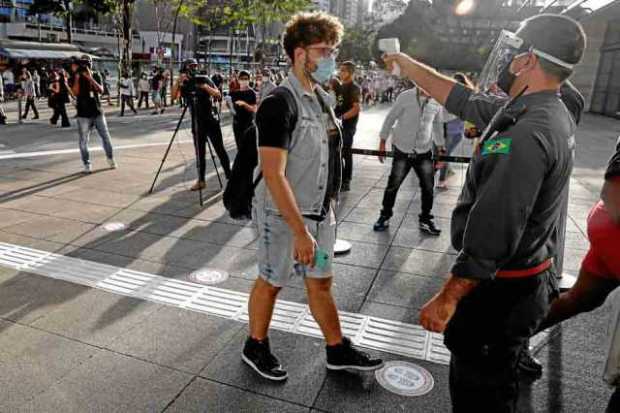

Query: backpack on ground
[[223, 86, 298, 220]]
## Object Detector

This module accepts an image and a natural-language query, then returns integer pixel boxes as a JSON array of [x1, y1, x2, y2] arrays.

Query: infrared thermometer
[[378, 38, 401, 76]]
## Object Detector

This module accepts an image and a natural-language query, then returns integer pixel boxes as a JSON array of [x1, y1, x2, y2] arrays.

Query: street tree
[[339, 0, 408, 64], [29, 0, 113, 44], [222, 0, 311, 66]]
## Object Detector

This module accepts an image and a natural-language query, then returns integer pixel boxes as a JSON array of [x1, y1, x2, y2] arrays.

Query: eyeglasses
[[306, 46, 339, 58]]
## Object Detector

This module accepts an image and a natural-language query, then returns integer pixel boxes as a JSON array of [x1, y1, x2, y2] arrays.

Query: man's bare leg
[[305, 277, 343, 346], [248, 277, 281, 340]]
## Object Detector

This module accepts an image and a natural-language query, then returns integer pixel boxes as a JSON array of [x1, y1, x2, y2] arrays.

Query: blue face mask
[[310, 56, 336, 84]]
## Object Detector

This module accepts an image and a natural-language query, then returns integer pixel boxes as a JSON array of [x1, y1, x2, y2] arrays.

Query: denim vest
[[254, 73, 336, 216]]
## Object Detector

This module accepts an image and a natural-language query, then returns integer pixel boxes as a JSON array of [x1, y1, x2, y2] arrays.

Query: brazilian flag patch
[[481, 138, 512, 156]]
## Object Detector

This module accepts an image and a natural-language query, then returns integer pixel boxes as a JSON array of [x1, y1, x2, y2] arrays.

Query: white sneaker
[[107, 158, 118, 169], [84, 164, 92, 174]]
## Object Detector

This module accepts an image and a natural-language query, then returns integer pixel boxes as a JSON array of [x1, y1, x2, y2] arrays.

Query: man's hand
[[378, 140, 387, 164], [235, 100, 247, 108], [420, 292, 458, 333], [293, 229, 316, 267]]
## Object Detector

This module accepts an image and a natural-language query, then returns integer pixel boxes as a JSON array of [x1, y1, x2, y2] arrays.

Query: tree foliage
[[221, 0, 311, 30], [339, 0, 408, 64]]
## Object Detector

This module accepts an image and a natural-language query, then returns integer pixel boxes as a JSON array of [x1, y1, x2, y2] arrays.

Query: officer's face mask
[[497, 52, 531, 95], [239, 80, 250, 89]]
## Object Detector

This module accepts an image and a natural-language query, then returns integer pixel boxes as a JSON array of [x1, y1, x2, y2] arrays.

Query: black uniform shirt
[[445, 83, 576, 281]]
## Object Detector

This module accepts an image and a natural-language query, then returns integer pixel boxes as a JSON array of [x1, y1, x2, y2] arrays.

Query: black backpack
[[223, 86, 298, 219]]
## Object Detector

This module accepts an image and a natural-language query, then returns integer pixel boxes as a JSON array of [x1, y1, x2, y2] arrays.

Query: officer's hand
[[378, 140, 387, 163], [419, 292, 458, 333], [235, 100, 246, 107], [294, 228, 316, 268], [383, 52, 411, 75]]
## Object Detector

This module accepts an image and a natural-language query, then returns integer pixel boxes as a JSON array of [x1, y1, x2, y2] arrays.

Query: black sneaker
[[518, 346, 543, 382], [242, 337, 288, 381], [326, 337, 384, 371], [340, 182, 350, 192], [373, 216, 390, 232], [419, 218, 441, 236]]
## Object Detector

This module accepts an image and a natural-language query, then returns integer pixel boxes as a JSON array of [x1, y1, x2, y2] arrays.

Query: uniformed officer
[[384, 14, 586, 412]]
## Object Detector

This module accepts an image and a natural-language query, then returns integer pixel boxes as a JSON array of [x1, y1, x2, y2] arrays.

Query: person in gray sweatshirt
[[374, 84, 445, 235]]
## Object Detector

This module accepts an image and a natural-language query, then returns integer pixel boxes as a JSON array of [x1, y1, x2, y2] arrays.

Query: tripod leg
[[149, 105, 188, 194], [205, 137, 223, 189]]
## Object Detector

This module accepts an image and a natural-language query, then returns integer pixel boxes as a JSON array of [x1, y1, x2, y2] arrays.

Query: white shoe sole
[[241, 353, 288, 381], [326, 361, 385, 371]]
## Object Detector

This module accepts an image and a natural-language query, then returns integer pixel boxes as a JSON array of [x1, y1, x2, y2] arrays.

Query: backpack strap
[[252, 84, 299, 189]]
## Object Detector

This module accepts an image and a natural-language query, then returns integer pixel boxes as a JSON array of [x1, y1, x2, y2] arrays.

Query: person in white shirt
[[137, 72, 150, 109], [118, 71, 137, 116], [374, 86, 445, 235], [20, 69, 39, 120], [2, 69, 15, 99]]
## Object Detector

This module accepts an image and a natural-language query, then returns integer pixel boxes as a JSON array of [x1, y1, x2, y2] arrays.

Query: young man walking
[[374, 87, 445, 235], [334, 61, 361, 192], [243, 12, 383, 381], [71, 55, 117, 174]]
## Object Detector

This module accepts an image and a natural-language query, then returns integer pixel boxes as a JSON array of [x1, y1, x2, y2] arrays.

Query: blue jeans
[[77, 115, 114, 166], [439, 132, 464, 181]]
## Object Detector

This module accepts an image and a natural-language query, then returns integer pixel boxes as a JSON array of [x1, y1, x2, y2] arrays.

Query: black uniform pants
[[444, 270, 558, 413], [342, 126, 356, 184], [195, 117, 231, 182], [380, 147, 434, 221]]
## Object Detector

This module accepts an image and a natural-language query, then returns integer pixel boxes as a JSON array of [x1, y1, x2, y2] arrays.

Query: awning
[[0, 48, 86, 60], [0, 40, 98, 60]]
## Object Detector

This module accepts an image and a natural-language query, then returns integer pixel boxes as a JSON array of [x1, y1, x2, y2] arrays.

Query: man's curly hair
[[282, 12, 344, 63]]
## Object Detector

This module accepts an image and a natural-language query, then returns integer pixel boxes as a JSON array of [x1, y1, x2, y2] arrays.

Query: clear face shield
[[478, 30, 526, 93], [478, 29, 576, 93]]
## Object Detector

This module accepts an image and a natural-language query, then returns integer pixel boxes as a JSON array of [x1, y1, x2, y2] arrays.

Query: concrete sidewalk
[[0, 106, 617, 412]]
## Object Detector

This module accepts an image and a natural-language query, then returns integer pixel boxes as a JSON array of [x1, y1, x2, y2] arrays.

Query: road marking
[[0, 242, 451, 365], [0, 141, 196, 160]]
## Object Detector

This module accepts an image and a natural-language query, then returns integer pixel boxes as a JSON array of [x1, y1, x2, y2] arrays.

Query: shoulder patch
[[481, 138, 512, 156]]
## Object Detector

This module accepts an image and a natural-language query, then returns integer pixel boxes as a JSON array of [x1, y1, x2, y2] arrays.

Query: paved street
[[0, 101, 618, 412]]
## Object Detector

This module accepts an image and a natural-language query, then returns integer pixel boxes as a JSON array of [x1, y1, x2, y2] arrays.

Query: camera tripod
[[148, 94, 224, 206]]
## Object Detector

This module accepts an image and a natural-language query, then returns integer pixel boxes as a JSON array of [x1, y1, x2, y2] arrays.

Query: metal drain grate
[[0, 242, 450, 365]]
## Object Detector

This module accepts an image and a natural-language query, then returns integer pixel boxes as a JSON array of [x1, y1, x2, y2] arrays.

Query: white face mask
[[239, 80, 250, 89]]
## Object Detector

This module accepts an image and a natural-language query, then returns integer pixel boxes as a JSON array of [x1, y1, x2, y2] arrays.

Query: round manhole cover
[[375, 361, 434, 397], [188, 269, 229, 285], [334, 239, 352, 255], [102, 222, 126, 232]]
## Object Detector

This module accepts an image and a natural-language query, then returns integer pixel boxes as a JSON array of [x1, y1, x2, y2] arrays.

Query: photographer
[[173, 59, 231, 191], [71, 55, 117, 174]]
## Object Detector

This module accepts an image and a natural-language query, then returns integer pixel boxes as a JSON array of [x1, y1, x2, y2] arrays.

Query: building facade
[[571, 0, 620, 117]]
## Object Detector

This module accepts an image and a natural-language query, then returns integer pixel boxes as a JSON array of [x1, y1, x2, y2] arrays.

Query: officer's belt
[[496, 258, 553, 279]]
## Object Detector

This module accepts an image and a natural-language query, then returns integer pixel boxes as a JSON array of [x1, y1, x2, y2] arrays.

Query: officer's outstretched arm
[[383, 53, 458, 106]]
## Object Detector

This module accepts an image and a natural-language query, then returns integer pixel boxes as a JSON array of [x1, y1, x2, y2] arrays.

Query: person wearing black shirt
[[334, 61, 361, 192], [173, 59, 231, 191], [229, 70, 257, 150], [71, 55, 116, 174], [49, 69, 71, 127]]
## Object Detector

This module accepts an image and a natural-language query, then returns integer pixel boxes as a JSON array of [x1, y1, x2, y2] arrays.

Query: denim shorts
[[255, 207, 336, 288]]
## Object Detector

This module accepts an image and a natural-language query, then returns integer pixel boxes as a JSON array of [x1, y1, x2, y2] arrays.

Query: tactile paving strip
[[0, 242, 450, 365]]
